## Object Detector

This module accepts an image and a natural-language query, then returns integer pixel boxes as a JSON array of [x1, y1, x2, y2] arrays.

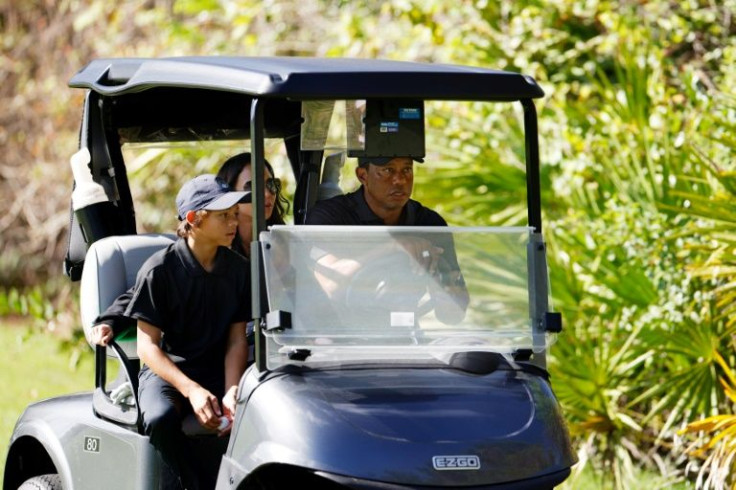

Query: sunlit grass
[[0, 319, 98, 488]]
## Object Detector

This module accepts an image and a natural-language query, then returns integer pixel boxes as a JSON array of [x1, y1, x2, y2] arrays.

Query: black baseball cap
[[357, 156, 424, 167], [176, 174, 248, 220]]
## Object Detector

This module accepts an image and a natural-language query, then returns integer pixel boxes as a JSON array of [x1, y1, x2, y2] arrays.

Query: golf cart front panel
[[226, 367, 572, 488]]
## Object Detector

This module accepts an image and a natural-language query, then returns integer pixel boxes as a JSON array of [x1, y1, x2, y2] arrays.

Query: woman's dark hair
[[217, 152, 290, 255], [217, 152, 289, 225]]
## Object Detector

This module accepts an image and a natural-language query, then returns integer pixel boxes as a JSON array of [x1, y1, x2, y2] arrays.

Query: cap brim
[[359, 156, 424, 166], [203, 191, 249, 211]]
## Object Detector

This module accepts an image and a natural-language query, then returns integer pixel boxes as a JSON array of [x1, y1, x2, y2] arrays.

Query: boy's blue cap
[[176, 174, 248, 220]]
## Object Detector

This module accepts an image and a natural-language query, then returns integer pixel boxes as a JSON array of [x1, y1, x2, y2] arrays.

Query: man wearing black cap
[[307, 156, 431, 226], [306, 156, 469, 325], [126, 174, 251, 490]]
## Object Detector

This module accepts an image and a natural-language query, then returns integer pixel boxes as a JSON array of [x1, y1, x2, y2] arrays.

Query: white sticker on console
[[390, 311, 415, 327]]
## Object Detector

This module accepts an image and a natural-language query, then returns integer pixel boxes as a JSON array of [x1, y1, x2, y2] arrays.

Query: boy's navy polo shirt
[[126, 238, 251, 376], [305, 187, 447, 227]]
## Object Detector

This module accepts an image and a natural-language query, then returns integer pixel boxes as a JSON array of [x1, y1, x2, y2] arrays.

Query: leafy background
[[1, 1, 735, 488]]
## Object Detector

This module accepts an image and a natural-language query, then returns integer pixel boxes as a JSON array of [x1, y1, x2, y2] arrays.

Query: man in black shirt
[[306, 156, 469, 324], [307, 156, 444, 227], [127, 174, 250, 490]]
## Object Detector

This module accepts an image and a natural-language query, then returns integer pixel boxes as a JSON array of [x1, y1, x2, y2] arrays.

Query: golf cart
[[4, 57, 576, 489]]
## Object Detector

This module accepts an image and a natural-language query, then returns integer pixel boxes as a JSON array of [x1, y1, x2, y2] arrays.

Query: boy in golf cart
[[126, 174, 250, 490]]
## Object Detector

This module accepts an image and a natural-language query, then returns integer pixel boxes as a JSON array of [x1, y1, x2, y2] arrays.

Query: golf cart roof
[[69, 56, 544, 101]]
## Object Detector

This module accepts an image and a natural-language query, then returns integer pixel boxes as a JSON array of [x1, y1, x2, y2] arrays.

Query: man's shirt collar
[[349, 187, 416, 225]]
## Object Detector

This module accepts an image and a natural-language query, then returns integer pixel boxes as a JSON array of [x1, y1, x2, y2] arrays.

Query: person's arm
[[137, 320, 223, 432], [88, 287, 136, 346], [312, 240, 418, 301], [393, 232, 469, 324], [429, 267, 469, 324], [313, 253, 363, 300], [427, 235, 469, 325], [220, 321, 248, 434]]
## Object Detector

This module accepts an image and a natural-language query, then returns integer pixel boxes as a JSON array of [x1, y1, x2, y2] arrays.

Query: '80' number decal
[[83, 436, 100, 453]]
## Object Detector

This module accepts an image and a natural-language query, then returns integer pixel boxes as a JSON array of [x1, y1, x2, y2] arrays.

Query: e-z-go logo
[[432, 455, 481, 471]]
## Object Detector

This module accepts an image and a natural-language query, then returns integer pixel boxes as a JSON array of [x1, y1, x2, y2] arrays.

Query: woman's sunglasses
[[243, 178, 281, 195]]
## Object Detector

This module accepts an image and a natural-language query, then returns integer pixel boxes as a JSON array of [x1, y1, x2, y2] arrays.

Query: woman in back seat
[[216, 152, 289, 256]]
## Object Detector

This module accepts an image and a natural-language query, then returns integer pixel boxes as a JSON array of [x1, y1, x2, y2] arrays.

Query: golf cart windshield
[[261, 225, 552, 370]]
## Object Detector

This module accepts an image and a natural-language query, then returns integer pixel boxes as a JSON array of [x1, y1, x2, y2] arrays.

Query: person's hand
[[218, 385, 238, 436], [187, 385, 222, 431], [397, 237, 443, 275], [89, 323, 114, 346]]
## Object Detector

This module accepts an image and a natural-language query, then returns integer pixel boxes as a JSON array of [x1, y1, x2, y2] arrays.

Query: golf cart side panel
[[226, 368, 574, 487], [5, 394, 158, 490]]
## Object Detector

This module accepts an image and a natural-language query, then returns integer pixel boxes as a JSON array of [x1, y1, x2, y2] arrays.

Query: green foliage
[[0, 282, 88, 367], [324, 0, 736, 486], [2, 0, 736, 486], [679, 351, 736, 489], [0, 287, 54, 324]]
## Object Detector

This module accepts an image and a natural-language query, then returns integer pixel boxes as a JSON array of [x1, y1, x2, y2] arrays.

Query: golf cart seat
[[317, 151, 345, 201], [80, 233, 176, 356], [80, 233, 176, 428]]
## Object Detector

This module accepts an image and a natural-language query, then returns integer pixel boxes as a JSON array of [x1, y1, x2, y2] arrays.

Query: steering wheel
[[343, 250, 437, 317]]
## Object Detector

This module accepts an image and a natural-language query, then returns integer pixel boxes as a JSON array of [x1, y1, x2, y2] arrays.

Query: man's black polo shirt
[[126, 238, 251, 376], [305, 187, 448, 226], [305, 188, 460, 271]]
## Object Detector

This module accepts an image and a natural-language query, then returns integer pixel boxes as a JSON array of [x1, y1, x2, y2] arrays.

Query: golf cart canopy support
[[65, 56, 546, 278]]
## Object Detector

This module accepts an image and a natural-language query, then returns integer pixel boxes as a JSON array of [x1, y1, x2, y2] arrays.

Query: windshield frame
[[259, 225, 553, 371]]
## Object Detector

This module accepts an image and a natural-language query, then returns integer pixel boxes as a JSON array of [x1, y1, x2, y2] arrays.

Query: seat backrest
[[317, 151, 345, 201], [80, 233, 176, 359]]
